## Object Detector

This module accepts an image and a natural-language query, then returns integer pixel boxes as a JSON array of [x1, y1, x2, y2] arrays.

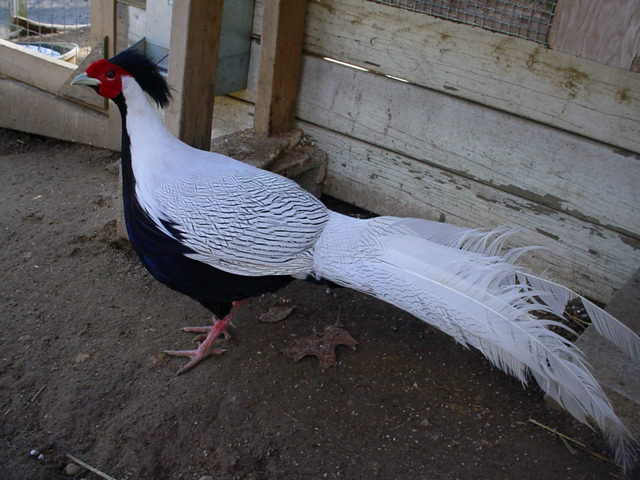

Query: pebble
[[37, 453, 45, 461], [74, 352, 90, 363], [198, 476, 214, 480], [29, 449, 39, 457], [64, 463, 82, 476]]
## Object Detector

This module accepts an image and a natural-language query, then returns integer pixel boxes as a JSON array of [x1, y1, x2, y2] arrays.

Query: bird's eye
[[106, 70, 116, 79]]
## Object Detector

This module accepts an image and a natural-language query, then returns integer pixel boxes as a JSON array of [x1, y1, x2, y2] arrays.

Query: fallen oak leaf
[[284, 325, 358, 368]]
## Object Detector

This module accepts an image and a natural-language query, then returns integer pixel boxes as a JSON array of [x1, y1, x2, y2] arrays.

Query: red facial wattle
[[85, 59, 130, 99]]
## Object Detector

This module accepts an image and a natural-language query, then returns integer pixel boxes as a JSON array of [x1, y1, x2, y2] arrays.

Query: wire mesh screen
[[1, 0, 89, 39], [368, 0, 557, 45], [1, 0, 91, 64]]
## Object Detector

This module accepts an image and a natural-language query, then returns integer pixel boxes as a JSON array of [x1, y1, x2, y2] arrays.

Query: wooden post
[[90, 0, 116, 58], [166, 0, 224, 150], [255, 0, 307, 136]]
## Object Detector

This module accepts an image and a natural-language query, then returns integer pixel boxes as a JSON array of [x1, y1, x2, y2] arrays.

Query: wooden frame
[[254, 0, 307, 135], [166, 0, 224, 150]]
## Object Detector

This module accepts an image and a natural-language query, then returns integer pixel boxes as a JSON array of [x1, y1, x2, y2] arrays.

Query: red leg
[[164, 304, 240, 375]]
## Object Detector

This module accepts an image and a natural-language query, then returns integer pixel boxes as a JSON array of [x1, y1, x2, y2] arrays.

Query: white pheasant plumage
[[71, 49, 640, 472]]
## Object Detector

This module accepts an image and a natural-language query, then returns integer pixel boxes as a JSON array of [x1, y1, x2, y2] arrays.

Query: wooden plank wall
[[254, 0, 640, 154], [239, 0, 640, 301]]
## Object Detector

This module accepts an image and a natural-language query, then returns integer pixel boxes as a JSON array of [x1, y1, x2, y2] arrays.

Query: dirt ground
[[0, 128, 626, 479]]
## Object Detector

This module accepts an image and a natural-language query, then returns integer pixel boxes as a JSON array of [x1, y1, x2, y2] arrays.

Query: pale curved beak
[[71, 72, 101, 87]]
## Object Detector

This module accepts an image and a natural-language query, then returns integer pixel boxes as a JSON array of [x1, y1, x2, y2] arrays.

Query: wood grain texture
[[166, 0, 224, 150], [238, 42, 640, 238], [550, 0, 640, 70], [252, 0, 640, 153], [255, 0, 307, 135]]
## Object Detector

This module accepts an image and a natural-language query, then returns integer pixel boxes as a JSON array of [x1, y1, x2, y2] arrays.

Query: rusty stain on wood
[[616, 88, 632, 104]]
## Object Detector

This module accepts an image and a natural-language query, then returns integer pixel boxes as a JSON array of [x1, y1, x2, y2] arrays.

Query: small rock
[[198, 476, 214, 480], [37, 453, 45, 461], [419, 419, 431, 427], [74, 353, 90, 363], [29, 449, 39, 457], [64, 463, 82, 476]]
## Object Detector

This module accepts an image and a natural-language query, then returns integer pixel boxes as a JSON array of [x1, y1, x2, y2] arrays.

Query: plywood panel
[[252, 0, 640, 153], [0, 38, 75, 96], [0, 77, 120, 151], [550, 0, 640, 70]]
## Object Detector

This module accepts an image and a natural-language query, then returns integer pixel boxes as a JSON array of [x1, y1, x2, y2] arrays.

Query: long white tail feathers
[[312, 212, 638, 471]]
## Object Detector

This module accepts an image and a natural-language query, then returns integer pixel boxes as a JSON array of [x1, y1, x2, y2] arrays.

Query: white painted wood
[[235, 43, 640, 239], [0, 38, 76, 96], [300, 122, 640, 301], [0, 77, 120, 151], [253, 0, 640, 153]]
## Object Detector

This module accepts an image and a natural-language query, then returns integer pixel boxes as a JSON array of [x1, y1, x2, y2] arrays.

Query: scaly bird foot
[[163, 344, 227, 375], [164, 312, 234, 374]]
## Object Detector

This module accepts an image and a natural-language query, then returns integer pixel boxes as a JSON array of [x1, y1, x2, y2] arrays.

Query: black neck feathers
[[109, 49, 171, 108]]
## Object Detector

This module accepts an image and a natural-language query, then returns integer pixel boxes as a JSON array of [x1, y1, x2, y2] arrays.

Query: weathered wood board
[[237, 43, 640, 240], [0, 38, 75, 96], [550, 0, 640, 71], [253, 0, 640, 153], [0, 77, 120, 151]]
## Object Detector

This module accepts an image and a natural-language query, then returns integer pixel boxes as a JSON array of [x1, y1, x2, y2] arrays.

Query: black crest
[[109, 48, 171, 108]]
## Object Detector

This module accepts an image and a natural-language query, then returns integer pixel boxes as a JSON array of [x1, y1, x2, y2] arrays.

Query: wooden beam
[[90, 0, 116, 58], [166, 0, 223, 150], [549, 0, 640, 71], [254, 0, 307, 136]]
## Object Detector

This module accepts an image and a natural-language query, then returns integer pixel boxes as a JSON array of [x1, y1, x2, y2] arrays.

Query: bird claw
[[182, 317, 232, 340], [164, 346, 227, 375], [166, 312, 235, 374], [182, 325, 232, 341]]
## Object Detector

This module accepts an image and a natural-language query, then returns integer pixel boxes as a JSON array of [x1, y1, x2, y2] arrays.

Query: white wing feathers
[[154, 172, 328, 277]]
